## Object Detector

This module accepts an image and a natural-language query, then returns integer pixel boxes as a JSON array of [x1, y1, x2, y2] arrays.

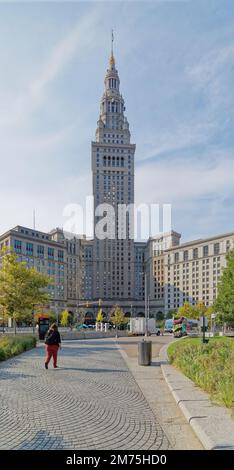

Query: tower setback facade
[[92, 51, 135, 304]]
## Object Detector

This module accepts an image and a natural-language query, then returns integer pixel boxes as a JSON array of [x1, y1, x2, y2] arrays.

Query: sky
[[0, 0, 234, 243]]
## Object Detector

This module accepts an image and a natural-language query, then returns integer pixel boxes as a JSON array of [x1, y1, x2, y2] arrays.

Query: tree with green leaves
[[156, 311, 164, 321], [0, 251, 50, 334], [177, 302, 195, 319], [155, 311, 165, 329], [60, 309, 71, 327], [75, 308, 86, 327], [49, 310, 57, 324], [214, 249, 234, 327], [205, 305, 215, 328], [166, 309, 177, 319], [110, 305, 128, 337], [193, 302, 207, 320], [96, 308, 104, 323]]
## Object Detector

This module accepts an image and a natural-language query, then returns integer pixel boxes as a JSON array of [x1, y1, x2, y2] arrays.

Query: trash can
[[138, 339, 152, 366], [38, 316, 50, 340]]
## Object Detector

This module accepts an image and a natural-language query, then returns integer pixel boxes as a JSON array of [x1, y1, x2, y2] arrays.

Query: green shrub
[[0, 335, 37, 362], [168, 338, 234, 411]]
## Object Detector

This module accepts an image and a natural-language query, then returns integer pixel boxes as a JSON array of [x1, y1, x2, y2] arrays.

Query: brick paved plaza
[[0, 339, 172, 450]]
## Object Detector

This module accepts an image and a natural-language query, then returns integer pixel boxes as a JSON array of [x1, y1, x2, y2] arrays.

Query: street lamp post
[[202, 314, 206, 344], [201, 314, 209, 344], [129, 303, 133, 333], [55, 304, 59, 326], [144, 272, 148, 337], [32, 305, 35, 334]]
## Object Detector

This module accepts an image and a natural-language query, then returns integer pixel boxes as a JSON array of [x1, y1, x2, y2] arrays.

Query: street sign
[[211, 313, 216, 319], [200, 316, 208, 327]]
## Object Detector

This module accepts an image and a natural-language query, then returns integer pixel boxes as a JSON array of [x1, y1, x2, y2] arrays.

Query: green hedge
[[0, 335, 37, 362], [167, 337, 234, 411]]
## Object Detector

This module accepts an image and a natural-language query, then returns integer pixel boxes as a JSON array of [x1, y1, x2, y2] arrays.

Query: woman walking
[[44, 323, 61, 369]]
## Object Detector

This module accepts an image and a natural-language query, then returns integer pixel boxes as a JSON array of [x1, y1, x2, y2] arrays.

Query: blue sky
[[0, 0, 234, 242]]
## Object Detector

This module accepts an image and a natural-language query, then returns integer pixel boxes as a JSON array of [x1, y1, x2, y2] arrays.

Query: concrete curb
[[60, 331, 128, 340], [159, 341, 234, 450]]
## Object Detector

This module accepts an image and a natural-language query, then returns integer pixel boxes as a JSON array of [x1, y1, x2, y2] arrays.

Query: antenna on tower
[[111, 29, 114, 55]]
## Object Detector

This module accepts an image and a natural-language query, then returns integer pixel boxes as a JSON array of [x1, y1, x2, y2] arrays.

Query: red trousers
[[45, 344, 59, 367]]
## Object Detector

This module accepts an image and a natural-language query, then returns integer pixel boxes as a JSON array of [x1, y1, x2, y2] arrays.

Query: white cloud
[[0, 4, 101, 129], [187, 44, 234, 88], [186, 43, 234, 110], [136, 121, 216, 163], [135, 150, 234, 205], [135, 150, 234, 239], [136, 44, 234, 164], [0, 171, 92, 236]]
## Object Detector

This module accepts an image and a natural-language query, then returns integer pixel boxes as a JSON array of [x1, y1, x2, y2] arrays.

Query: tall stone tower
[[92, 43, 136, 308]]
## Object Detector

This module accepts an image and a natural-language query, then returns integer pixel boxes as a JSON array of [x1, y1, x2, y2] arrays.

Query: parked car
[[151, 328, 161, 336], [76, 324, 88, 330], [164, 319, 173, 333]]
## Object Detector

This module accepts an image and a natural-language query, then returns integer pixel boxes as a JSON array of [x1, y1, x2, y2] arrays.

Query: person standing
[[44, 323, 61, 369]]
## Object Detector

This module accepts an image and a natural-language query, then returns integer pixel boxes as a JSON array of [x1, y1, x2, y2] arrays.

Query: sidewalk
[[116, 336, 203, 450], [0, 339, 171, 450]]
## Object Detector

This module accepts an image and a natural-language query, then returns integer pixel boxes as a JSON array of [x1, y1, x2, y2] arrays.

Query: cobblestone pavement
[[0, 339, 171, 450]]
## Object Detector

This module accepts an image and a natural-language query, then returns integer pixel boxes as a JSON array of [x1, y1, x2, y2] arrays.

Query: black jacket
[[45, 330, 61, 346]]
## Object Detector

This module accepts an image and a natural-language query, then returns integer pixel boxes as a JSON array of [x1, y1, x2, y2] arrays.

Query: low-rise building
[[144, 231, 181, 317], [164, 232, 234, 315], [0, 225, 67, 313], [1, 225, 233, 320]]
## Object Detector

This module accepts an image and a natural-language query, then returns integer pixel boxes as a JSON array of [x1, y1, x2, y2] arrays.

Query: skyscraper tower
[[92, 37, 136, 307]]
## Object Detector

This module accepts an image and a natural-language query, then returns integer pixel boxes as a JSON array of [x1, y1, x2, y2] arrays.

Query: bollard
[[138, 339, 152, 366]]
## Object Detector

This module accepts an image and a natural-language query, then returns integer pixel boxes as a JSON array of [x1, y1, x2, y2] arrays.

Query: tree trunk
[[14, 318, 17, 335], [224, 322, 227, 335]]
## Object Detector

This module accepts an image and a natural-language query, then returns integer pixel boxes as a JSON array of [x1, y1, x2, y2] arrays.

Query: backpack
[[45, 332, 55, 345]]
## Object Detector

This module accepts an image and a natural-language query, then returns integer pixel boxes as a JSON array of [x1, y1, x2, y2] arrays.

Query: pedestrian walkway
[[117, 336, 203, 450], [0, 339, 170, 450]]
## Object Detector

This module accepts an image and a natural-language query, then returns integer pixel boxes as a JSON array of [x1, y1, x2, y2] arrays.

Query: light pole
[[144, 272, 148, 337], [211, 313, 216, 335], [55, 304, 59, 326], [32, 305, 35, 334]]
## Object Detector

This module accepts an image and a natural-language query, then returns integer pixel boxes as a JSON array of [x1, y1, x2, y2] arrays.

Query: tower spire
[[109, 29, 115, 67], [111, 29, 114, 55]]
